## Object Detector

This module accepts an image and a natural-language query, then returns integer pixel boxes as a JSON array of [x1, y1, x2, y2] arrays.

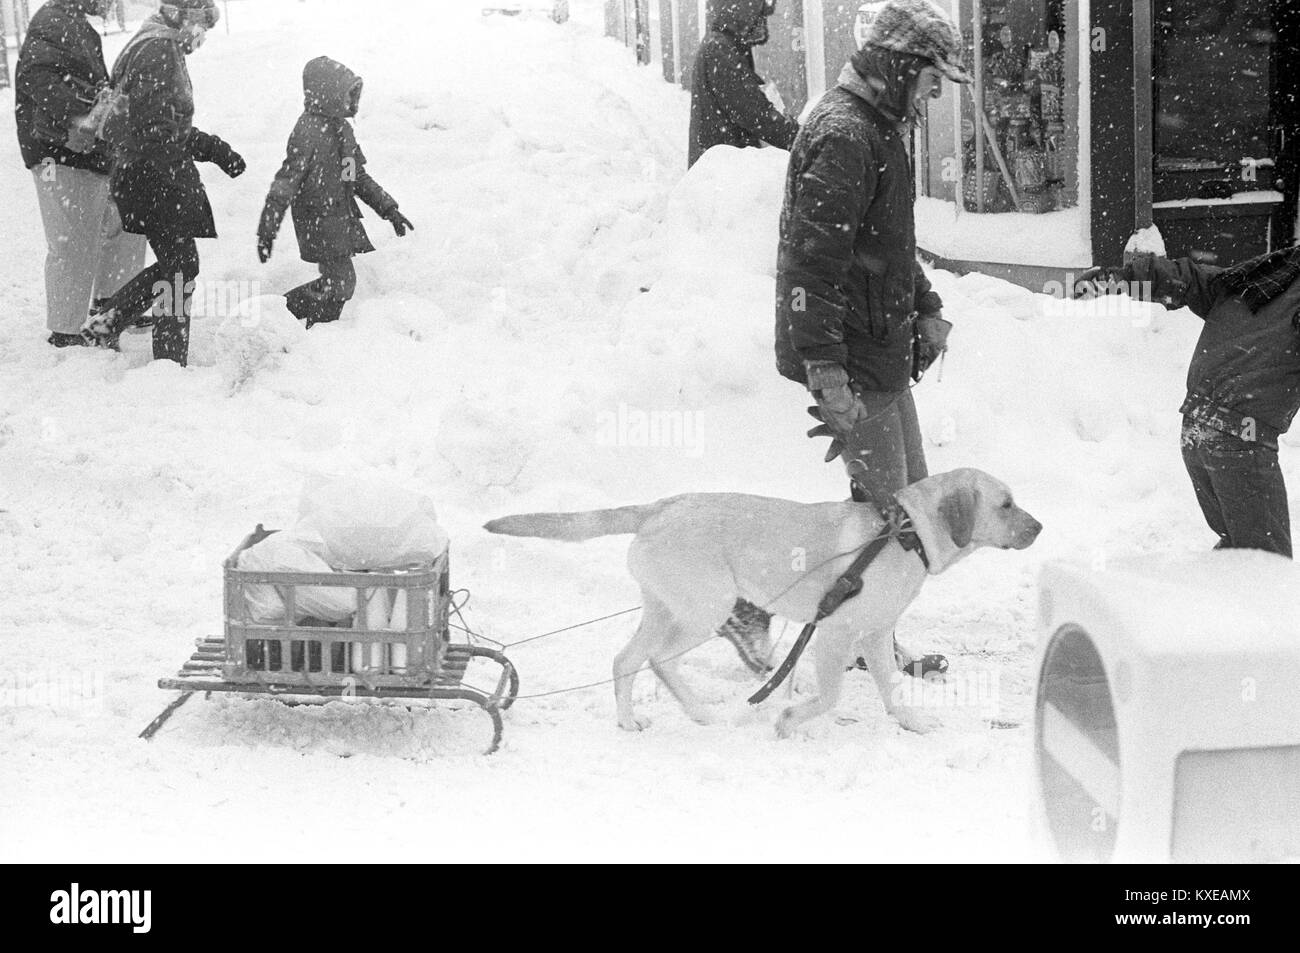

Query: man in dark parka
[[731, 0, 972, 677], [687, 0, 798, 168]]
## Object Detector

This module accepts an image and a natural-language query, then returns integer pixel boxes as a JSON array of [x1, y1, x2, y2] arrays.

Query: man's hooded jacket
[[260, 56, 398, 263], [687, 0, 798, 167]]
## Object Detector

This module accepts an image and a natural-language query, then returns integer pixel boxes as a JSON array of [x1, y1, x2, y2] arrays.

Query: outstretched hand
[[1074, 265, 1126, 297], [387, 210, 414, 237], [256, 233, 273, 264]]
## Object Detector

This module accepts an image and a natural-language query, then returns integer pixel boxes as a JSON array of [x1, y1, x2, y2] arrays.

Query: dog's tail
[[483, 503, 662, 542]]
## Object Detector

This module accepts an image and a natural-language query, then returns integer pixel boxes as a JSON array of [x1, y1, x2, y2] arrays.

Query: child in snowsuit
[[1087, 249, 1300, 558], [257, 56, 413, 327]]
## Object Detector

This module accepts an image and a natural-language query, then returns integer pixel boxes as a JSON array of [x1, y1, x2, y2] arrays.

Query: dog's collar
[[879, 499, 930, 571]]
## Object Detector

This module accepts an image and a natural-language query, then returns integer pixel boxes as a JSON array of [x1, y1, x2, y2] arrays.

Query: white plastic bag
[[237, 535, 356, 624], [291, 476, 450, 570]]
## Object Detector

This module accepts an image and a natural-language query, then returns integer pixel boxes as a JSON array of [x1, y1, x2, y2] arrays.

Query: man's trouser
[[285, 258, 357, 326], [32, 165, 146, 334], [846, 388, 929, 504], [1181, 417, 1292, 558]]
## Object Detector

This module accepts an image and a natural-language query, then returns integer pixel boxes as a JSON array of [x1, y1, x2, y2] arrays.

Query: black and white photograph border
[[0, 0, 1296, 874]]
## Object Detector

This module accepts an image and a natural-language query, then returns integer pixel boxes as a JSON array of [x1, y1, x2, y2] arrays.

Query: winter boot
[[850, 638, 949, 678], [312, 296, 347, 327], [716, 599, 774, 674], [80, 300, 124, 351], [152, 313, 190, 366], [284, 285, 319, 326]]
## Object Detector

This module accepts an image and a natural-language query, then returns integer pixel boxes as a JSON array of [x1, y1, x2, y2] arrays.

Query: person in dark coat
[[735, 0, 972, 678], [14, 0, 145, 347], [256, 56, 413, 328], [687, 0, 798, 168], [1082, 250, 1300, 557], [80, 0, 245, 366]]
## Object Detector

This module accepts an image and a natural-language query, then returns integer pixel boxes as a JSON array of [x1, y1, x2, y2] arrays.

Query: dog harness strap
[[748, 497, 923, 705], [747, 621, 818, 705]]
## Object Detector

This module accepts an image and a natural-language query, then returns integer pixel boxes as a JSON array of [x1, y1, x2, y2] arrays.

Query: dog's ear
[[938, 486, 978, 549]]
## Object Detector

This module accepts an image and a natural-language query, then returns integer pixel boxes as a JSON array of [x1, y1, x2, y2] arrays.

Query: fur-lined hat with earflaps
[[159, 0, 220, 29]]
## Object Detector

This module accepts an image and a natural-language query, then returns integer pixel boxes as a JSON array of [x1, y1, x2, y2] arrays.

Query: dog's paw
[[618, 715, 651, 732], [894, 709, 940, 734], [774, 709, 798, 739]]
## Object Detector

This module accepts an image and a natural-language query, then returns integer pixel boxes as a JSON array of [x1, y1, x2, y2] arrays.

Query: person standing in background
[[687, 0, 798, 168], [14, 0, 146, 348]]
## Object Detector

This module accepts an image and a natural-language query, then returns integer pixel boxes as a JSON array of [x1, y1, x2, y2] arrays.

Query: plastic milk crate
[[143, 526, 519, 753], [224, 525, 450, 689]]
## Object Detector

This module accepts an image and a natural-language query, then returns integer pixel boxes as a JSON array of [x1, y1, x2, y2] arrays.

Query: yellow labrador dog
[[485, 468, 1040, 735]]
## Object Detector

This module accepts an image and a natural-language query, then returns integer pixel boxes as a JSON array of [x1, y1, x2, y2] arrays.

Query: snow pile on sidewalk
[[0, 0, 1293, 863]]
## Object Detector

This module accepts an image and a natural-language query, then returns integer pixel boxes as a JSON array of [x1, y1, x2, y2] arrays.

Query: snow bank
[[916, 196, 1093, 267]]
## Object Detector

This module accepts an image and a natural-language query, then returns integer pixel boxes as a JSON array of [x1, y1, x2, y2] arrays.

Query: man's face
[[911, 65, 944, 113]]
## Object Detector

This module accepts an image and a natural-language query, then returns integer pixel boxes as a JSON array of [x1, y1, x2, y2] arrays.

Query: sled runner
[[141, 526, 519, 754]]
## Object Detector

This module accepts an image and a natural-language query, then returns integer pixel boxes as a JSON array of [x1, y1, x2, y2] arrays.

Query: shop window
[[922, 0, 1079, 216], [1152, 0, 1276, 202]]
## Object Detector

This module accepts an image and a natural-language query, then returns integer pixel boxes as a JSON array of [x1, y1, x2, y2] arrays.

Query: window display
[[961, 0, 1073, 213]]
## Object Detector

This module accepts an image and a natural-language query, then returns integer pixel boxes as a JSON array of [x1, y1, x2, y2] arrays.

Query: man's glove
[[218, 148, 246, 178], [913, 312, 953, 380], [806, 360, 867, 435], [65, 115, 98, 154], [257, 203, 280, 262], [806, 405, 849, 463], [385, 208, 414, 237], [205, 136, 246, 178]]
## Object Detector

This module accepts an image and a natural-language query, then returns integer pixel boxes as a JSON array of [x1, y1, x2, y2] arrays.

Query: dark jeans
[[102, 231, 200, 366], [285, 258, 356, 327], [847, 388, 929, 503], [1181, 418, 1292, 558]]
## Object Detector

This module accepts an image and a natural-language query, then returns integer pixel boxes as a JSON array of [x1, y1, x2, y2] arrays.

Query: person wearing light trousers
[[15, 0, 146, 346]]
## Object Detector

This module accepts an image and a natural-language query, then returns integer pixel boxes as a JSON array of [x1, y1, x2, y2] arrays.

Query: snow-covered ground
[[2, 0, 1295, 862]]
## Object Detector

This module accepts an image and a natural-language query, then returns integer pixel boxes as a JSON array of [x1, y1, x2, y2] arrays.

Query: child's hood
[[302, 56, 361, 119]]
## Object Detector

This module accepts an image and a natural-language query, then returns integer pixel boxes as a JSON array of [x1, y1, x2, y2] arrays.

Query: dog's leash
[[747, 501, 927, 705]]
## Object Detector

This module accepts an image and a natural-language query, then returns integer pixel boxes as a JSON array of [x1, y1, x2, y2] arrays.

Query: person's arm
[[783, 131, 875, 370], [1123, 253, 1222, 318], [705, 41, 798, 150], [17, 33, 100, 145], [912, 259, 943, 317], [257, 128, 313, 261], [353, 168, 398, 218], [187, 128, 245, 176], [352, 146, 413, 236]]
